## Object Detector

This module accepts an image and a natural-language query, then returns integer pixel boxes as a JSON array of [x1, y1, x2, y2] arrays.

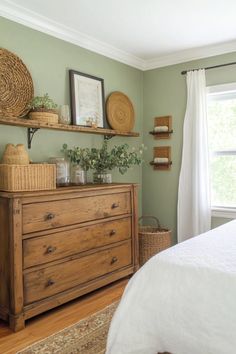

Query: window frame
[[207, 83, 236, 219]]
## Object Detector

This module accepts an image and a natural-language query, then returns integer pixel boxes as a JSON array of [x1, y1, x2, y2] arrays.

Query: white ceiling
[[1, 0, 236, 70]]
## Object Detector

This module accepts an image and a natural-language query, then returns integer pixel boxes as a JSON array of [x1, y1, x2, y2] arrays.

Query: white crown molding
[[144, 40, 236, 71], [0, 1, 146, 70], [1, 1, 236, 72]]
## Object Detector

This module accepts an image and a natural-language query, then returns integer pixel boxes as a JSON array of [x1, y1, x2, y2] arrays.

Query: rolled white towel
[[154, 125, 169, 132], [154, 157, 169, 163]]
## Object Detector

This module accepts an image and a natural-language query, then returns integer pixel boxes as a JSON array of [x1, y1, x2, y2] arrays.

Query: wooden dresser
[[0, 183, 138, 331]]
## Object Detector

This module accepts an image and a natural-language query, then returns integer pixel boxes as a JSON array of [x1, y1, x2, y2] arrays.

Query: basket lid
[[2, 143, 29, 164]]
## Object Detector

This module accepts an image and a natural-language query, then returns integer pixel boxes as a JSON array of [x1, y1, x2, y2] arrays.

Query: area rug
[[17, 302, 118, 354]]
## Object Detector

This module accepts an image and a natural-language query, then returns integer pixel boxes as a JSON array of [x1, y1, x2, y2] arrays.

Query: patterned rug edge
[[16, 301, 119, 354]]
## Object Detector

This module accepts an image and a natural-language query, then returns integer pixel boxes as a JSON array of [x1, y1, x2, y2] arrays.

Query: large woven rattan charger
[[0, 48, 34, 118], [106, 91, 135, 132]]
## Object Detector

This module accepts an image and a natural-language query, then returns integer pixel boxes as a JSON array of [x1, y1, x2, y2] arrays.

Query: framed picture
[[69, 70, 106, 128]]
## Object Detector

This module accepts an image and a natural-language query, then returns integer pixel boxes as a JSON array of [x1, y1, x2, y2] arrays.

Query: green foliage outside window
[[208, 98, 236, 207]]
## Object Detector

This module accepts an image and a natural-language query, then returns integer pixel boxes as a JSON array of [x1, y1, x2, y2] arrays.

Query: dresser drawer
[[23, 217, 131, 268], [24, 241, 132, 304], [22, 192, 131, 234]]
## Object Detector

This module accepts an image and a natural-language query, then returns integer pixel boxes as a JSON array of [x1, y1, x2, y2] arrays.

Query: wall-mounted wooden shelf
[[0, 117, 140, 148], [149, 130, 173, 137], [0, 117, 139, 137], [151, 146, 172, 170], [150, 115, 173, 139], [150, 161, 172, 167]]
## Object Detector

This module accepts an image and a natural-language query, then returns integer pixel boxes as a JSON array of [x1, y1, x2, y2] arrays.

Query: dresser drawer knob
[[111, 256, 118, 264], [111, 203, 119, 209], [45, 212, 55, 220], [46, 246, 56, 254], [47, 279, 55, 287], [110, 229, 116, 236]]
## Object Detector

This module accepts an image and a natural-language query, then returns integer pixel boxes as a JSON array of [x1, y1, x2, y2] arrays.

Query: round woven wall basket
[[0, 48, 34, 118], [106, 91, 135, 132], [139, 216, 172, 266]]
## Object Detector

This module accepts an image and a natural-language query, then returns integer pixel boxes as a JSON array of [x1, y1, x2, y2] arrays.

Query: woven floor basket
[[139, 216, 172, 266], [0, 164, 56, 192]]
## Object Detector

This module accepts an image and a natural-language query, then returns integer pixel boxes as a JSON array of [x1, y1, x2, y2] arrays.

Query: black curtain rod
[[181, 61, 236, 75]]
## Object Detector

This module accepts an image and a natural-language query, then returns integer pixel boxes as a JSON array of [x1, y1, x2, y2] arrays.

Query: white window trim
[[211, 207, 236, 219], [207, 82, 236, 218], [207, 82, 236, 94]]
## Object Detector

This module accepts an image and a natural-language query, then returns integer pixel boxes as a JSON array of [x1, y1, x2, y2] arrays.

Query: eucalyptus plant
[[62, 140, 144, 174], [110, 143, 144, 174], [88, 139, 115, 173], [62, 144, 90, 171]]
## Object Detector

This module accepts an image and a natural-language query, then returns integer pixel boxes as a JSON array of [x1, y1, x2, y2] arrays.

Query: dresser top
[[0, 183, 138, 199]]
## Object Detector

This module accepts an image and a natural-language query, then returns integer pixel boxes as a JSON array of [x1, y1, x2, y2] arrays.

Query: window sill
[[211, 207, 236, 219]]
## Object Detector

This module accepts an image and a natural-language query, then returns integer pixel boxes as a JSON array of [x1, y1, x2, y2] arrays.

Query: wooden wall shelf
[[149, 130, 173, 137], [150, 161, 172, 167], [150, 115, 173, 139], [151, 146, 172, 170], [0, 117, 139, 148], [0, 117, 139, 137]]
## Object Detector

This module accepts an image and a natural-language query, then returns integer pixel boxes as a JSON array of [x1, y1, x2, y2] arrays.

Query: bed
[[106, 220, 236, 354]]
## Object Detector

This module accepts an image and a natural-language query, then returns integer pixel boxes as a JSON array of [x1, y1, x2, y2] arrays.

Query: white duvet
[[106, 220, 236, 354]]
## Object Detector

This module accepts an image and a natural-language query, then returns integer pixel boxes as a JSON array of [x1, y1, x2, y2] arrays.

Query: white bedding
[[106, 220, 236, 354]]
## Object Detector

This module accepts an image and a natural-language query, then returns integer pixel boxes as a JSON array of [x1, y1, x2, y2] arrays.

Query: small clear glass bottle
[[59, 105, 71, 125], [49, 157, 70, 186], [71, 165, 87, 185]]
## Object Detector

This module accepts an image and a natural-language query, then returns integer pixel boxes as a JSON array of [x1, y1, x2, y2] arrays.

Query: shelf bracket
[[27, 128, 40, 149], [104, 135, 115, 140]]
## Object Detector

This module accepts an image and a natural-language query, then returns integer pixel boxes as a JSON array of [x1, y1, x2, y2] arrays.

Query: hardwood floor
[[0, 278, 128, 354]]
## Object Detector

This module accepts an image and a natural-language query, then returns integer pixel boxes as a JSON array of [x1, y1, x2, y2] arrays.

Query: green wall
[[0, 17, 143, 210], [1, 16, 235, 237], [143, 53, 236, 242]]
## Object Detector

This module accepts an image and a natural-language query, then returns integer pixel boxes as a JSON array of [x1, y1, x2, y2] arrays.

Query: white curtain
[[177, 69, 211, 243]]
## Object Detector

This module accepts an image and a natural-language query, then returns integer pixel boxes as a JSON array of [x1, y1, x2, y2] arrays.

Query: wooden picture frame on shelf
[[69, 70, 106, 128]]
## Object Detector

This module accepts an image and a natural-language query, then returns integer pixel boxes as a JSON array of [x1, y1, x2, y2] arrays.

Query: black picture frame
[[69, 69, 106, 128]]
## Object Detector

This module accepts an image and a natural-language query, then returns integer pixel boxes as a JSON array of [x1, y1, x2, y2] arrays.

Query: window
[[207, 83, 236, 217]]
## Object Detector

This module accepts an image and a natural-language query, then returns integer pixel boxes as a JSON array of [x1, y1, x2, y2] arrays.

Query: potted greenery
[[88, 139, 114, 183], [62, 140, 144, 184], [89, 140, 144, 183], [62, 144, 90, 185], [28, 93, 58, 124]]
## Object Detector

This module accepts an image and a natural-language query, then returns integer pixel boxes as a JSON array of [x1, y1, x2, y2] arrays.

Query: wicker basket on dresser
[[0, 183, 139, 331]]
